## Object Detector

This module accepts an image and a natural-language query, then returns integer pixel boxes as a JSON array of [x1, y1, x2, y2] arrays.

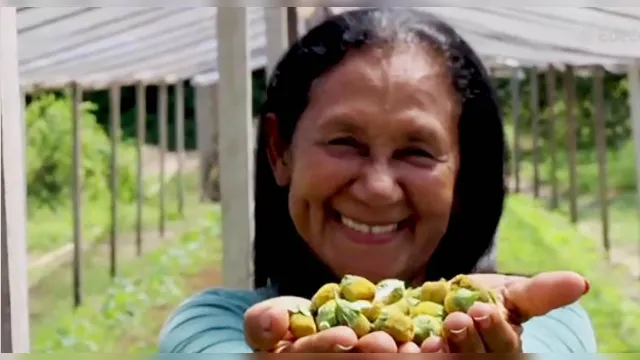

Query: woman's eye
[[328, 137, 359, 147], [398, 147, 434, 159]]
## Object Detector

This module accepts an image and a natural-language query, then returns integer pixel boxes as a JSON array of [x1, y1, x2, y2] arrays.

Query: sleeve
[[521, 302, 597, 353], [157, 289, 257, 353]]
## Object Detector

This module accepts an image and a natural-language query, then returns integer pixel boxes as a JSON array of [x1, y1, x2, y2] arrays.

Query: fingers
[[398, 342, 421, 353], [420, 336, 446, 353], [504, 271, 589, 322], [244, 296, 312, 351], [356, 331, 398, 353], [443, 311, 486, 353], [468, 302, 521, 352], [280, 326, 358, 353]]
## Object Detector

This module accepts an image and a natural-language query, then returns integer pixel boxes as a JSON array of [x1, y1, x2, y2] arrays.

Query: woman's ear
[[265, 113, 292, 187]]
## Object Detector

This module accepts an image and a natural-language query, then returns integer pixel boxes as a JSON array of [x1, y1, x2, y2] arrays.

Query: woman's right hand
[[244, 296, 433, 353]]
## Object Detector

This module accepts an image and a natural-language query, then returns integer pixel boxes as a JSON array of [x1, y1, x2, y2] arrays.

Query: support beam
[[545, 66, 559, 209], [135, 83, 146, 257], [158, 84, 168, 238], [564, 66, 579, 223], [628, 62, 640, 275], [109, 86, 121, 279], [265, 7, 288, 78], [217, 7, 254, 289], [71, 83, 83, 307], [175, 82, 186, 216], [0, 6, 31, 352], [287, 7, 298, 45], [530, 68, 540, 198], [510, 68, 521, 193], [195, 84, 219, 202], [593, 66, 610, 258]]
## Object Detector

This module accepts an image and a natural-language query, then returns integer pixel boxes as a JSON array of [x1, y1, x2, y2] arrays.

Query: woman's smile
[[334, 211, 409, 245]]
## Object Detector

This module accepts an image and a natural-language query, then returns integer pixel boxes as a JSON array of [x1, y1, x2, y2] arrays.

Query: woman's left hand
[[420, 271, 590, 353]]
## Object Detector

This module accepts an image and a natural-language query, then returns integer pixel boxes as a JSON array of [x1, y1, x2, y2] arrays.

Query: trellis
[[2, 6, 640, 353]]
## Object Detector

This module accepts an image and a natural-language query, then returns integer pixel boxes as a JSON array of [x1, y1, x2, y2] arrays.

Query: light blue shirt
[[157, 286, 597, 353]]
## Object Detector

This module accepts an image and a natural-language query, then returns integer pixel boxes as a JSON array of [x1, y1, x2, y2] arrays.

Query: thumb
[[503, 271, 589, 323], [244, 296, 312, 351]]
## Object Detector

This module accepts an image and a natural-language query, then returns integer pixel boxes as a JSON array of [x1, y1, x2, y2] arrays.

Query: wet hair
[[253, 8, 508, 298]]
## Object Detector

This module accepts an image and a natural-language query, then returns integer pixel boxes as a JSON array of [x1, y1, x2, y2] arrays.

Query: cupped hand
[[421, 271, 590, 353], [244, 296, 423, 353]]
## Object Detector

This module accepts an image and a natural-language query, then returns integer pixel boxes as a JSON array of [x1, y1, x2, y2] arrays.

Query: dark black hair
[[253, 8, 508, 298]]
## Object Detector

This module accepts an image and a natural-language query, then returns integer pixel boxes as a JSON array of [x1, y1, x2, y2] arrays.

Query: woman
[[159, 8, 595, 353]]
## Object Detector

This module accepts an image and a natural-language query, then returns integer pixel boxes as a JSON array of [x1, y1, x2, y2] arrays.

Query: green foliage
[[33, 208, 221, 353], [499, 195, 640, 352], [25, 93, 137, 209], [498, 72, 631, 159]]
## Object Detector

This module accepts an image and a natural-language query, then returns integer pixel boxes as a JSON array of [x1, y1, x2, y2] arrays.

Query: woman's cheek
[[292, 149, 358, 194]]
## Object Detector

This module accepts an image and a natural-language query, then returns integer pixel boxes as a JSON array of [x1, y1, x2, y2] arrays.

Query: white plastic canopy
[[3, 6, 640, 354], [15, 6, 640, 89]]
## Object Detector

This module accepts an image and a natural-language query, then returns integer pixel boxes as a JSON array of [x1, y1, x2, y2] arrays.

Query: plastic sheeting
[[15, 6, 640, 89]]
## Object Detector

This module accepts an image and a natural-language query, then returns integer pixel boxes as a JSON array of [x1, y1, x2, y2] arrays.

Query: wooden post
[[0, 6, 31, 352], [217, 7, 254, 289], [109, 86, 121, 279], [545, 66, 559, 209], [158, 84, 168, 238], [135, 83, 146, 257], [627, 62, 640, 277], [510, 68, 521, 193], [175, 82, 185, 216], [71, 83, 83, 306], [265, 7, 288, 78], [563, 66, 579, 223], [287, 7, 298, 45], [530, 68, 540, 198], [593, 65, 610, 258]]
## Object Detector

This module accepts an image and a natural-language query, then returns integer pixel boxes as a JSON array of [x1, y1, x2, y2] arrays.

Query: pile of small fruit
[[287, 274, 506, 344]]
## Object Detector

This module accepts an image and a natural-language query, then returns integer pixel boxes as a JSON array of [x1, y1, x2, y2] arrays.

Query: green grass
[[32, 205, 222, 353], [28, 171, 201, 256], [499, 194, 640, 352]]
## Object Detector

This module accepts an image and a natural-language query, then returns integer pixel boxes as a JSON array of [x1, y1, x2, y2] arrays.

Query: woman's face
[[269, 44, 460, 284]]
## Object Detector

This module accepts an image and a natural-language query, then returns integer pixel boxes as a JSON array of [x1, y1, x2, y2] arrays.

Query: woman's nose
[[352, 163, 403, 207]]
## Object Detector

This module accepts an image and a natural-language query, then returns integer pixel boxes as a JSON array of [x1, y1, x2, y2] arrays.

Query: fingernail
[[448, 327, 467, 341], [473, 314, 491, 329], [335, 344, 354, 352], [583, 279, 591, 294]]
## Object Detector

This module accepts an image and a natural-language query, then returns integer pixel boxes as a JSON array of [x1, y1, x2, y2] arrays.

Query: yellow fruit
[[351, 300, 382, 322], [315, 300, 338, 331], [412, 315, 443, 345], [289, 306, 317, 338], [335, 298, 372, 338], [385, 297, 417, 316], [373, 279, 406, 305], [340, 275, 376, 302], [310, 283, 340, 312], [443, 288, 481, 314], [420, 279, 449, 304], [373, 307, 415, 343], [410, 301, 445, 319]]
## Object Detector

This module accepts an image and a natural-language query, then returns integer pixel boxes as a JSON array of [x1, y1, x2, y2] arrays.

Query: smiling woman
[[158, 8, 596, 354]]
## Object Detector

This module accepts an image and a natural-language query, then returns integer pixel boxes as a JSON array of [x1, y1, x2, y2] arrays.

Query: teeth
[[341, 216, 398, 234]]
